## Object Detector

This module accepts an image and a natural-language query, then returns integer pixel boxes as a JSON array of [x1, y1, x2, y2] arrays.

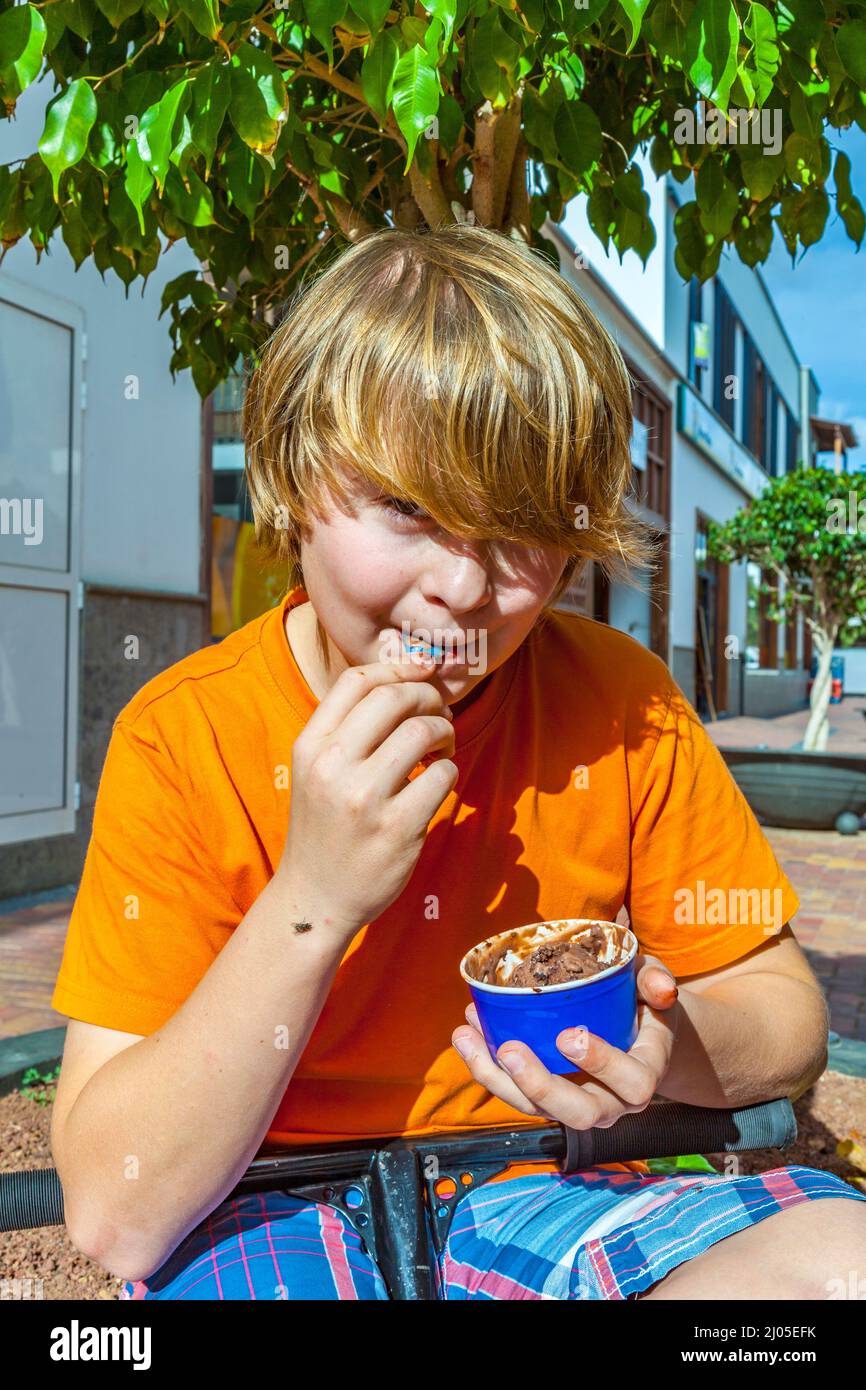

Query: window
[[631, 379, 669, 521], [785, 406, 799, 473], [741, 332, 769, 467], [713, 281, 736, 429], [765, 380, 779, 475], [688, 279, 709, 388]]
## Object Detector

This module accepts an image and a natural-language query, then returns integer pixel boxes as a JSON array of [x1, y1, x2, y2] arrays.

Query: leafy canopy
[[706, 467, 866, 644], [1, 0, 865, 395]]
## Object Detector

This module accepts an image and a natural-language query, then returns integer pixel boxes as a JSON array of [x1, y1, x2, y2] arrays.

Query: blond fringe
[[242, 225, 660, 606]]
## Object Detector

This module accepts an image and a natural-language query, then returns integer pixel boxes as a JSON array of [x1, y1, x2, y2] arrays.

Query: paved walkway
[[1, 825, 865, 1043], [705, 695, 866, 754]]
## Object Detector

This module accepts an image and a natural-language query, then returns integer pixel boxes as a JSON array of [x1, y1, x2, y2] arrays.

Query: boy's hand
[[451, 954, 680, 1130], [275, 651, 458, 944]]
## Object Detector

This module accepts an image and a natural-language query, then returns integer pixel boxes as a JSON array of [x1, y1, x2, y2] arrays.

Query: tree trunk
[[803, 626, 837, 751]]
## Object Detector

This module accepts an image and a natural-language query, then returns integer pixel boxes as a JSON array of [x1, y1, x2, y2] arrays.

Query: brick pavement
[[706, 695, 866, 754], [0, 826, 864, 1044]]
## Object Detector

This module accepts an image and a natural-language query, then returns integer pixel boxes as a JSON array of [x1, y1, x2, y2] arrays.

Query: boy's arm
[[654, 923, 830, 1109], [53, 872, 351, 1283]]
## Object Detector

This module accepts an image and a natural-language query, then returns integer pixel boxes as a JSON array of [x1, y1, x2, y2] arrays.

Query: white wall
[[669, 436, 750, 654], [0, 79, 203, 596]]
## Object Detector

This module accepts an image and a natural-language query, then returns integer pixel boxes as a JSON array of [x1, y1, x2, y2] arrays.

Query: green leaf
[[230, 43, 288, 157], [471, 7, 521, 105], [191, 63, 232, 176], [38, 79, 97, 201], [738, 147, 784, 200], [685, 0, 740, 111], [618, 0, 651, 53], [392, 44, 441, 173], [51, 0, 95, 42], [361, 30, 399, 123], [777, 0, 825, 56], [0, 3, 46, 105], [696, 157, 738, 238], [796, 185, 829, 246], [425, 0, 458, 53], [137, 81, 192, 194], [304, 0, 348, 68], [834, 150, 865, 249], [741, 2, 779, 107], [123, 139, 155, 234], [177, 0, 222, 41], [553, 100, 603, 179], [565, 0, 610, 37], [783, 132, 824, 186], [349, 0, 391, 35], [434, 91, 463, 151], [222, 135, 266, 220], [836, 21, 866, 89], [523, 82, 557, 163], [165, 165, 215, 226], [93, 0, 140, 27]]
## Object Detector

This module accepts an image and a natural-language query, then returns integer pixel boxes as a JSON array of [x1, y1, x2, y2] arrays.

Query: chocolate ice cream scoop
[[509, 938, 608, 988], [466, 919, 629, 991]]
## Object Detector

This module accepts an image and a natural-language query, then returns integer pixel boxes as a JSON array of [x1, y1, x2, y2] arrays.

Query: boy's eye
[[379, 494, 428, 522]]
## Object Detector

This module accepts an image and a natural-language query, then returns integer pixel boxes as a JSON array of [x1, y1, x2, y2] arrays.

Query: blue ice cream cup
[[459, 919, 639, 1074]]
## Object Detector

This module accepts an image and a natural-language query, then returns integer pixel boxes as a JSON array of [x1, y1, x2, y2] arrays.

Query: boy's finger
[[451, 1026, 539, 1116], [304, 652, 444, 740]]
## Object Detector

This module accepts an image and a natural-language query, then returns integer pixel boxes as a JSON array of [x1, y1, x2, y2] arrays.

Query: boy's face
[[297, 471, 569, 706]]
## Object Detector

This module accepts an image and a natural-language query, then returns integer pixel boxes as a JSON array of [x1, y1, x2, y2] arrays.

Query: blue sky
[[759, 125, 866, 472]]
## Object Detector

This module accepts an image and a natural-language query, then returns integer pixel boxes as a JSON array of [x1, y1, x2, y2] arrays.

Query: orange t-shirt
[[52, 586, 799, 1183]]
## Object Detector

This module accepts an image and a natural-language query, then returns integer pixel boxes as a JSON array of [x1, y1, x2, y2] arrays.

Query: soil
[[1, 1070, 865, 1300]]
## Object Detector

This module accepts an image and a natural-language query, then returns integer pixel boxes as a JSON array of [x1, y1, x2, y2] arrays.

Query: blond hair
[[243, 224, 657, 610]]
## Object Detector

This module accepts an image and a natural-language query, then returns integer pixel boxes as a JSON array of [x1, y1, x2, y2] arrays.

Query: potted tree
[[707, 467, 866, 831]]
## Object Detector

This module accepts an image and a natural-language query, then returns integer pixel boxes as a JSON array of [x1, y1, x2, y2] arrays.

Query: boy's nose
[[418, 548, 493, 613]]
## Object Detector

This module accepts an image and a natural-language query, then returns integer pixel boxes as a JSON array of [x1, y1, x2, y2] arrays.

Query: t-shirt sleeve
[[625, 676, 800, 978], [51, 716, 242, 1034]]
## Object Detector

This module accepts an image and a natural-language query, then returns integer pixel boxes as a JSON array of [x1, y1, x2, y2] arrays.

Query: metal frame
[[0, 275, 84, 846]]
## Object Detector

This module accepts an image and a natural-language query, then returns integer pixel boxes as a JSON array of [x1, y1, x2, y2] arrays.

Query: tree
[[706, 467, 866, 751], [1, 0, 865, 396]]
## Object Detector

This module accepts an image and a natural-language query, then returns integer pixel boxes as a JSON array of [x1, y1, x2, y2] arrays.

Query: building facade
[[550, 163, 857, 717]]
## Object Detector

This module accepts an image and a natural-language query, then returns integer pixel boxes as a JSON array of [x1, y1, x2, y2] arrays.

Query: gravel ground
[[1, 1070, 865, 1301]]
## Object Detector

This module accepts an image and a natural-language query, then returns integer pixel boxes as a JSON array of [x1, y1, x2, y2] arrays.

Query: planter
[[719, 749, 866, 831]]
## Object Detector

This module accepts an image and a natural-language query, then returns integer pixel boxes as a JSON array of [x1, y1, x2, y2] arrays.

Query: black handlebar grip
[[0, 1167, 65, 1233], [562, 1098, 796, 1173]]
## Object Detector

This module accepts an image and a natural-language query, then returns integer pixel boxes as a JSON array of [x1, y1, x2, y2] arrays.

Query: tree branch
[[409, 146, 454, 228], [503, 131, 531, 241], [471, 85, 524, 228]]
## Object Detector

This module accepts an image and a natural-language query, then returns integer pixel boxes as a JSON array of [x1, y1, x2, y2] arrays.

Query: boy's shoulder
[[535, 606, 673, 698], [114, 605, 276, 736]]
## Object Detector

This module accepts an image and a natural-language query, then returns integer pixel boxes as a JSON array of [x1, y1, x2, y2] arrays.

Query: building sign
[[631, 417, 649, 472], [692, 321, 711, 368], [677, 382, 769, 499]]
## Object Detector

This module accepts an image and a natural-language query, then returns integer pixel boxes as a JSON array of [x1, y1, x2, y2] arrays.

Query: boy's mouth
[[401, 631, 446, 660]]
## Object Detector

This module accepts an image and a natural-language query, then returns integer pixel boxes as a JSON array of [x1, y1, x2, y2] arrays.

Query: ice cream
[[464, 919, 632, 992]]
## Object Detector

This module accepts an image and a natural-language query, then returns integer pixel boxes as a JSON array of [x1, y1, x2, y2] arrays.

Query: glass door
[[0, 281, 82, 846]]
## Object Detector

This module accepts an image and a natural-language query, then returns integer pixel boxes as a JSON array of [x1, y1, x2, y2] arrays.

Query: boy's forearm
[[56, 874, 350, 1282], [654, 974, 829, 1110]]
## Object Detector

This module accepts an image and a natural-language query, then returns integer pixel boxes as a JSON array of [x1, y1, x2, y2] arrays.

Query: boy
[[51, 225, 866, 1301]]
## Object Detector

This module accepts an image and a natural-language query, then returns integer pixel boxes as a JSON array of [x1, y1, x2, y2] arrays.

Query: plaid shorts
[[119, 1162, 865, 1301]]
